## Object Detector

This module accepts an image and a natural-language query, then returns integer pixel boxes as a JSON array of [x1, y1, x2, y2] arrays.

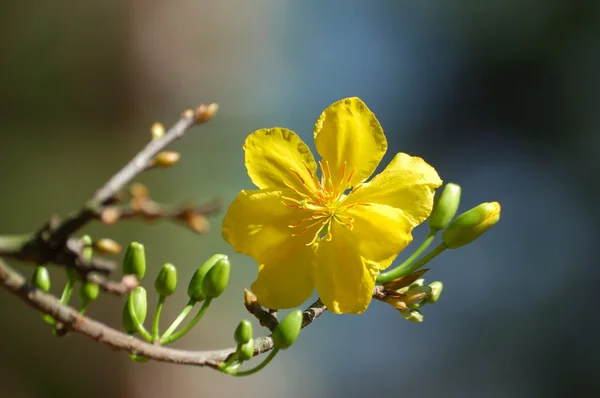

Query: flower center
[[281, 160, 367, 245]]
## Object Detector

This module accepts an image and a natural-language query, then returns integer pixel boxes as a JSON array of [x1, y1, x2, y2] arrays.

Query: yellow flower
[[222, 98, 442, 314]]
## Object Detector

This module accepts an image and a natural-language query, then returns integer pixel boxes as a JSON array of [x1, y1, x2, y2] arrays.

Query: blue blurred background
[[1, 1, 599, 397]]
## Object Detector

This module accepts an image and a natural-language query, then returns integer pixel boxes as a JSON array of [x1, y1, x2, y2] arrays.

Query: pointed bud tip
[[442, 201, 501, 249], [194, 103, 219, 123]]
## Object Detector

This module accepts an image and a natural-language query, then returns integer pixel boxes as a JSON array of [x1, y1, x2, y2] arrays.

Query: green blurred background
[[1, 1, 599, 397]]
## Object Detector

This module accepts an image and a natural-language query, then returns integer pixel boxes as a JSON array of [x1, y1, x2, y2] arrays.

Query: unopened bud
[[155, 263, 178, 297], [425, 281, 443, 304], [79, 282, 100, 303], [234, 320, 253, 345], [273, 310, 302, 349], [81, 235, 93, 262], [122, 242, 146, 280], [32, 266, 51, 293], [187, 254, 228, 302], [94, 238, 122, 255], [442, 202, 501, 249], [238, 340, 254, 361], [201, 256, 230, 299], [428, 183, 461, 231], [150, 122, 165, 139], [154, 151, 181, 168], [194, 103, 219, 123], [123, 286, 148, 333]]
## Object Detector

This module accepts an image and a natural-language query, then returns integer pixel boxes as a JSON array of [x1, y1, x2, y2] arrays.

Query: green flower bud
[[81, 235, 93, 262], [155, 263, 177, 297], [32, 266, 51, 293], [425, 281, 443, 304], [79, 282, 100, 303], [122, 242, 146, 280], [273, 310, 303, 349], [187, 254, 228, 302], [442, 202, 501, 249], [428, 183, 461, 231], [409, 278, 425, 288], [123, 286, 148, 333], [238, 340, 254, 361], [234, 320, 253, 345], [201, 257, 230, 298], [400, 309, 424, 323]]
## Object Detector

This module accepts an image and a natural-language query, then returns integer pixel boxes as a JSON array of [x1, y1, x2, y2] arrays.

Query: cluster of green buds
[[219, 310, 303, 376], [376, 183, 500, 321], [31, 235, 114, 331], [121, 245, 231, 362]]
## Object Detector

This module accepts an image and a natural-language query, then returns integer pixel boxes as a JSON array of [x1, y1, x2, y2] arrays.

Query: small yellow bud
[[150, 122, 165, 139], [194, 103, 219, 123], [442, 202, 501, 249], [94, 238, 122, 255], [154, 151, 181, 168]]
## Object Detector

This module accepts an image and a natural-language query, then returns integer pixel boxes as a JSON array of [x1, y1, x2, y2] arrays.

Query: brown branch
[[0, 104, 219, 285], [0, 258, 324, 369], [49, 103, 219, 243]]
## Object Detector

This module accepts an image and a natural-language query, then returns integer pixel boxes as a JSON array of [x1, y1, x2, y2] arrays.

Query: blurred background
[[1, 1, 599, 397]]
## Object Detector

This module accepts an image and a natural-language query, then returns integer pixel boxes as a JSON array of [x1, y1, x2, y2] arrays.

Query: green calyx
[[273, 310, 303, 350]]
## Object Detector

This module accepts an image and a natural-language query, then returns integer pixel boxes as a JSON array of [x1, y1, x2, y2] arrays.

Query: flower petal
[[346, 153, 442, 226], [342, 203, 414, 264], [251, 246, 316, 309], [314, 226, 379, 314], [222, 189, 312, 265], [245, 128, 318, 192], [314, 98, 387, 187]]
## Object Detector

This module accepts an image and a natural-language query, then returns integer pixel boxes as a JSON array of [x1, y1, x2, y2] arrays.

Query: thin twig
[[0, 258, 323, 369], [49, 104, 218, 243]]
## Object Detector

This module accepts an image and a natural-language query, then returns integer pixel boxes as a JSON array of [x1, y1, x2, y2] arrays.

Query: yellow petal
[[251, 245, 316, 309], [245, 128, 319, 192], [314, 97, 387, 187], [314, 226, 379, 314], [346, 153, 442, 226], [222, 189, 312, 265]]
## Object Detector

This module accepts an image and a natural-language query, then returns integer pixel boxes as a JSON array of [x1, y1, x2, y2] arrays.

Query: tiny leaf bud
[[425, 281, 444, 304]]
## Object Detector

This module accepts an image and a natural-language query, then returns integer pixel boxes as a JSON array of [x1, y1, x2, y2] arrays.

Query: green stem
[[218, 351, 240, 372], [79, 302, 89, 315], [403, 243, 447, 275], [152, 295, 166, 341], [59, 280, 74, 305], [160, 298, 212, 345], [160, 298, 197, 341], [224, 348, 279, 377], [377, 229, 438, 284], [128, 293, 152, 342]]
